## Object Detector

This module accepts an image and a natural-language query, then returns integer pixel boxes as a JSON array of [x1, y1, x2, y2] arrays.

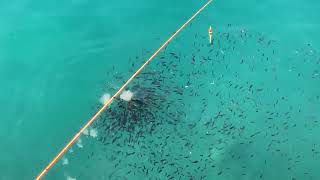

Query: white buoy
[[120, 90, 134, 101], [66, 176, 76, 180], [89, 128, 98, 138], [62, 157, 69, 165], [100, 93, 111, 105], [76, 138, 83, 148], [82, 129, 89, 135]]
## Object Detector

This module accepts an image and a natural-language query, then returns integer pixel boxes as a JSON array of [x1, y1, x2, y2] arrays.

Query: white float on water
[[76, 138, 83, 148], [62, 157, 69, 165], [82, 128, 89, 135], [66, 176, 76, 180], [89, 128, 98, 138], [120, 90, 134, 102], [100, 93, 111, 105]]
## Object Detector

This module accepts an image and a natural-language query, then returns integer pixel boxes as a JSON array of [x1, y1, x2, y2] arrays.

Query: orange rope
[[36, 1, 213, 179]]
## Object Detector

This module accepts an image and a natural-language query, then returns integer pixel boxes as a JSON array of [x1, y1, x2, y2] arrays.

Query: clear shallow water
[[0, 0, 319, 179]]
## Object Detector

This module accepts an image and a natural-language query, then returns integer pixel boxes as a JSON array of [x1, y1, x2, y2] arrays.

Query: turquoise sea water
[[0, 0, 319, 179]]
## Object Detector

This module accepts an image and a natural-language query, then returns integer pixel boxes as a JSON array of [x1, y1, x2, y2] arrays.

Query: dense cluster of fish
[[61, 25, 320, 180]]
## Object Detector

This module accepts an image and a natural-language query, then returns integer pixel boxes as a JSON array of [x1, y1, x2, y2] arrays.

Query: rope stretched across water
[[36, 1, 213, 179]]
